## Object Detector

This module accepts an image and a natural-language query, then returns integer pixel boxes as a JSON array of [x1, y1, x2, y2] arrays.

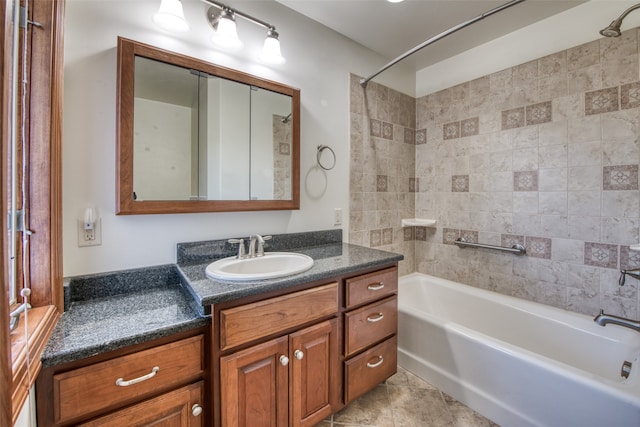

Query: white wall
[[62, 0, 414, 276], [416, 0, 640, 97]]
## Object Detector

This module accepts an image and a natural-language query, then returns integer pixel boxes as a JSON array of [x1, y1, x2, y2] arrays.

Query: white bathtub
[[397, 273, 640, 427]]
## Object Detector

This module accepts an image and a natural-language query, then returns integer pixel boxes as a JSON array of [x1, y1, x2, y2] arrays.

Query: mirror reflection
[[116, 37, 300, 214], [133, 56, 292, 202]]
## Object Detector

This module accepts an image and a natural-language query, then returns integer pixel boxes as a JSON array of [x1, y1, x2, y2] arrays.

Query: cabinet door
[[220, 336, 289, 427], [79, 381, 204, 427], [289, 319, 337, 427]]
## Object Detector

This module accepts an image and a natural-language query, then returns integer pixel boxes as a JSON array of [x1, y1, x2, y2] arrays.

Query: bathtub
[[397, 273, 640, 427]]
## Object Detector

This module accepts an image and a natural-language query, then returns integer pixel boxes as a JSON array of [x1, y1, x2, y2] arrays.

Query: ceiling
[[274, 0, 587, 71]]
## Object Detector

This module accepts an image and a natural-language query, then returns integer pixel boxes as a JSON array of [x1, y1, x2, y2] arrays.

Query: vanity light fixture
[[387, 0, 405, 3], [153, 0, 189, 33], [204, 0, 286, 64]]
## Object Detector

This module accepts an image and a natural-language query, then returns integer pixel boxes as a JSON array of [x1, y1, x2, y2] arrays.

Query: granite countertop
[[178, 242, 403, 310], [41, 266, 208, 367], [41, 230, 403, 368]]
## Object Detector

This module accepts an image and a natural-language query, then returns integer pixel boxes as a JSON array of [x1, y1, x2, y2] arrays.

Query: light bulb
[[211, 11, 243, 51], [258, 30, 285, 65], [153, 0, 189, 33]]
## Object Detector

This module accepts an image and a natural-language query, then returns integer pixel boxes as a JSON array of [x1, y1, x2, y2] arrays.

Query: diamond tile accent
[[369, 229, 382, 247], [443, 121, 460, 140], [409, 178, 419, 193], [377, 175, 388, 192], [415, 128, 427, 145], [382, 122, 393, 140], [382, 228, 393, 245], [621, 81, 640, 110], [585, 87, 619, 115], [403, 227, 414, 241], [501, 107, 525, 129], [460, 117, 479, 137], [370, 119, 382, 137], [603, 165, 638, 191], [502, 234, 525, 248], [584, 242, 618, 269], [459, 230, 478, 243], [620, 245, 640, 270], [278, 143, 290, 155], [443, 228, 460, 245], [415, 227, 427, 241], [525, 236, 552, 259], [404, 127, 415, 144], [526, 101, 552, 125], [452, 175, 469, 192], [513, 171, 539, 191]]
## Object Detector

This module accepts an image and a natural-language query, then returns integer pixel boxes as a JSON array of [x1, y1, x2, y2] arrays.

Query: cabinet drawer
[[344, 335, 397, 404], [79, 381, 204, 427], [344, 296, 397, 357], [53, 335, 204, 424], [345, 267, 397, 308], [220, 282, 338, 350]]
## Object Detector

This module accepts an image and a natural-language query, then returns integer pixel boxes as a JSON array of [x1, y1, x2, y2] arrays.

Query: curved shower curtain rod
[[360, 0, 527, 88]]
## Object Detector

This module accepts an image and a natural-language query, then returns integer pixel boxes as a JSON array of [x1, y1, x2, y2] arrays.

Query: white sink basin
[[205, 252, 314, 281]]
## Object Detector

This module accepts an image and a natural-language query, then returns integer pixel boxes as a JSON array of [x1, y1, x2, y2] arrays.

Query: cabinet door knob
[[191, 404, 203, 417], [294, 349, 304, 360], [279, 355, 290, 366]]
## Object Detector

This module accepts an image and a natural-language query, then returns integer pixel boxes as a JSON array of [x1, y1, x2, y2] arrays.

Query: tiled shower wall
[[349, 75, 416, 276], [350, 27, 640, 317]]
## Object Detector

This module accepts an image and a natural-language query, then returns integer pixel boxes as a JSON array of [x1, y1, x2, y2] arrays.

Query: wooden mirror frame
[[116, 37, 300, 215]]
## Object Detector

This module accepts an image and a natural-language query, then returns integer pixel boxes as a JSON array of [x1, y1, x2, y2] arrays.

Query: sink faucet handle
[[256, 235, 272, 257], [228, 238, 246, 259]]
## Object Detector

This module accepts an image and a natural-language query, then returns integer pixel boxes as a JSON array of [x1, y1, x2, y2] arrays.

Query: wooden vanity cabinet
[[214, 282, 339, 427], [36, 329, 207, 427]]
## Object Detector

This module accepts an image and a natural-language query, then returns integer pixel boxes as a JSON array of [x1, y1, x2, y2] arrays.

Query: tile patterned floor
[[318, 367, 499, 427]]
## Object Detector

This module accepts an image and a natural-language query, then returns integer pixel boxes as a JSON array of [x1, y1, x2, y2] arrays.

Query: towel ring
[[317, 145, 336, 170]]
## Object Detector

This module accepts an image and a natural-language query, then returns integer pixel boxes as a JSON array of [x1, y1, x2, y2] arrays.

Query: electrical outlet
[[334, 208, 342, 225], [78, 218, 102, 247]]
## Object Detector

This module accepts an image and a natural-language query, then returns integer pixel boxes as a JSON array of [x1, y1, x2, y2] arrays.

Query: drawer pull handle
[[367, 282, 385, 291], [367, 312, 384, 323], [115, 366, 159, 387], [280, 355, 290, 366], [367, 356, 384, 368]]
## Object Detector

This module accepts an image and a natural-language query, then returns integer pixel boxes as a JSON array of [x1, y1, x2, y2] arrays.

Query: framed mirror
[[116, 37, 300, 214]]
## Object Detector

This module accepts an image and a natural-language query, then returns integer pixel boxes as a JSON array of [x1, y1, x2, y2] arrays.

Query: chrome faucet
[[619, 268, 640, 286], [248, 234, 272, 258], [594, 309, 640, 333]]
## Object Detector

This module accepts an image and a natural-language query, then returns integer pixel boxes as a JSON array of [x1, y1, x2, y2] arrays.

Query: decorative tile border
[[513, 171, 538, 191], [452, 175, 469, 192], [443, 121, 460, 140], [404, 127, 415, 144], [377, 175, 388, 192], [460, 117, 480, 137], [409, 178, 419, 193], [369, 229, 382, 247], [415, 128, 427, 145], [621, 81, 640, 110], [443, 228, 460, 245], [603, 165, 638, 191], [584, 242, 618, 269], [382, 122, 394, 140], [370, 119, 382, 137], [525, 236, 552, 259], [620, 245, 640, 270], [459, 230, 478, 243], [403, 227, 414, 241], [278, 143, 290, 155], [585, 87, 619, 115], [526, 101, 552, 125], [501, 234, 525, 248], [501, 107, 525, 129], [382, 228, 393, 245]]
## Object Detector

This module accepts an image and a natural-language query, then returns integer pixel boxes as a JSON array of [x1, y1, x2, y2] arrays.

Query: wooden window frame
[[1, 0, 64, 424]]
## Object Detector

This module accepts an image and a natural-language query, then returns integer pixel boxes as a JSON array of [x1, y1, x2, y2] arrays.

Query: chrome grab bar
[[454, 238, 526, 256]]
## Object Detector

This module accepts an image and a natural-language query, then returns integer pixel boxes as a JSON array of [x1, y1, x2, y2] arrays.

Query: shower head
[[599, 3, 640, 37]]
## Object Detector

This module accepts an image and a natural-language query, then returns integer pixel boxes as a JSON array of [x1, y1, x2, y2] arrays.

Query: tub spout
[[594, 309, 640, 333], [618, 268, 640, 286]]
